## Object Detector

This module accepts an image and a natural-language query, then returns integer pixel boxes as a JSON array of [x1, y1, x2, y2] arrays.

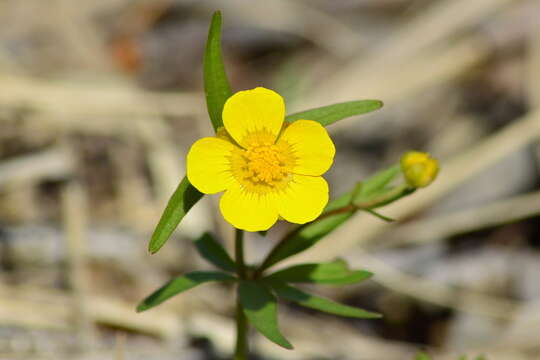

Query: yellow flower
[[187, 87, 335, 231], [400, 151, 439, 188]]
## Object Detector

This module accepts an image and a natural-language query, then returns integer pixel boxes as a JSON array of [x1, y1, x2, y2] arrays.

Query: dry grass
[[1, 0, 540, 359]]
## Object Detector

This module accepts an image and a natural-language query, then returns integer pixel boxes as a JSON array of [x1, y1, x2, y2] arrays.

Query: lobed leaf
[[204, 11, 233, 131], [137, 271, 235, 312], [194, 232, 236, 272], [149, 176, 203, 254], [285, 100, 383, 127], [265, 260, 372, 285], [270, 282, 381, 319], [238, 281, 293, 349]]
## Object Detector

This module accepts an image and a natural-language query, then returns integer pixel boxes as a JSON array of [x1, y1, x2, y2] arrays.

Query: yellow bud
[[400, 151, 439, 188]]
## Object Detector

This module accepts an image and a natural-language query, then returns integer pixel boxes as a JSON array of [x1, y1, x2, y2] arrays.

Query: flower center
[[230, 131, 295, 193], [244, 143, 287, 183]]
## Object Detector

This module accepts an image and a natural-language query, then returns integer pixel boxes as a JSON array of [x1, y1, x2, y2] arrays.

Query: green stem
[[234, 229, 248, 359], [353, 184, 413, 208], [257, 185, 414, 274], [316, 184, 413, 220], [234, 299, 248, 360], [235, 229, 246, 278]]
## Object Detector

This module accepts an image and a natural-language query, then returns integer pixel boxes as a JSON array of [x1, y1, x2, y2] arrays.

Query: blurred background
[[1, 0, 540, 359]]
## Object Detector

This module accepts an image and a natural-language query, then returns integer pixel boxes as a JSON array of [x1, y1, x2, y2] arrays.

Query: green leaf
[[265, 260, 372, 285], [259, 212, 354, 271], [364, 208, 395, 222], [194, 232, 236, 272], [137, 271, 235, 312], [353, 164, 400, 202], [259, 191, 357, 270], [258, 167, 400, 270], [238, 281, 293, 349], [349, 165, 415, 212], [204, 11, 233, 131], [270, 282, 381, 319], [149, 176, 203, 254], [285, 100, 383, 127], [325, 190, 355, 211], [414, 353, 431, 360], [356, 186, 416, 209]]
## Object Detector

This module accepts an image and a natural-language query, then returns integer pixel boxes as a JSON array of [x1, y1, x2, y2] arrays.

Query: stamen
[[230, 131, 295, 193]]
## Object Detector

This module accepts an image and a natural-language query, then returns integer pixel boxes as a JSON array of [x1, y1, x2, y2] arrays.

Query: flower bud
[[400, 151, 439, 188]]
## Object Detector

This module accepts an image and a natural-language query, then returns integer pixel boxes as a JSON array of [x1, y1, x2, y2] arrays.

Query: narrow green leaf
[[149, 176, 203, 254], [355, 186, 416, 209], [325, 190, 354, 211], [194, 232, 236, 272], [258, 168, 401, 270], [204, 11, 233, 131], [350, 165, 401, 210], [329, 271, 375, 285], [285, 100, 383, 127], [323, 165, 400, 213], [364, 208, 395, 222], [238, 281, 293, 349], [270, 282, 381, 319], [354, 164, 400, 200], [265, 260, 372, 285], [260, 212, 353, 271], [259, 192, 357, 270], [137, 271, 235, 312], [354, 187, 392, 206]]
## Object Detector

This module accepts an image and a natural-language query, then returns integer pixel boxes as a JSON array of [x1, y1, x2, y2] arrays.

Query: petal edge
[[277, 175, 329, 224], [186, 137, 236, 194], [219, 184, 279, 231], [278, 120, 335, 176], [223, 87, 285, 147]]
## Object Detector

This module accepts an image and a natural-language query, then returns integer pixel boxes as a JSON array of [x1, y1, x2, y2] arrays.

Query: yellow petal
[[278, 120, 335, 176], [276, 175, 329, 224], [186, 137, 236, 194], [219, 184, 279, 231], [223, 87, 285, 147]]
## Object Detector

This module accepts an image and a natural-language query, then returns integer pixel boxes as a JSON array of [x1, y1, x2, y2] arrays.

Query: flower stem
[[235, 228, 246, 278], [234, 299, 248, 360], [234, 229, 248, 359]]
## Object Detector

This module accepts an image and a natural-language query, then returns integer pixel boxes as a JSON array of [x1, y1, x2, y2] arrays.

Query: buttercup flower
[[401, 151, 439, 188], [187, 87, 335, 231]]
